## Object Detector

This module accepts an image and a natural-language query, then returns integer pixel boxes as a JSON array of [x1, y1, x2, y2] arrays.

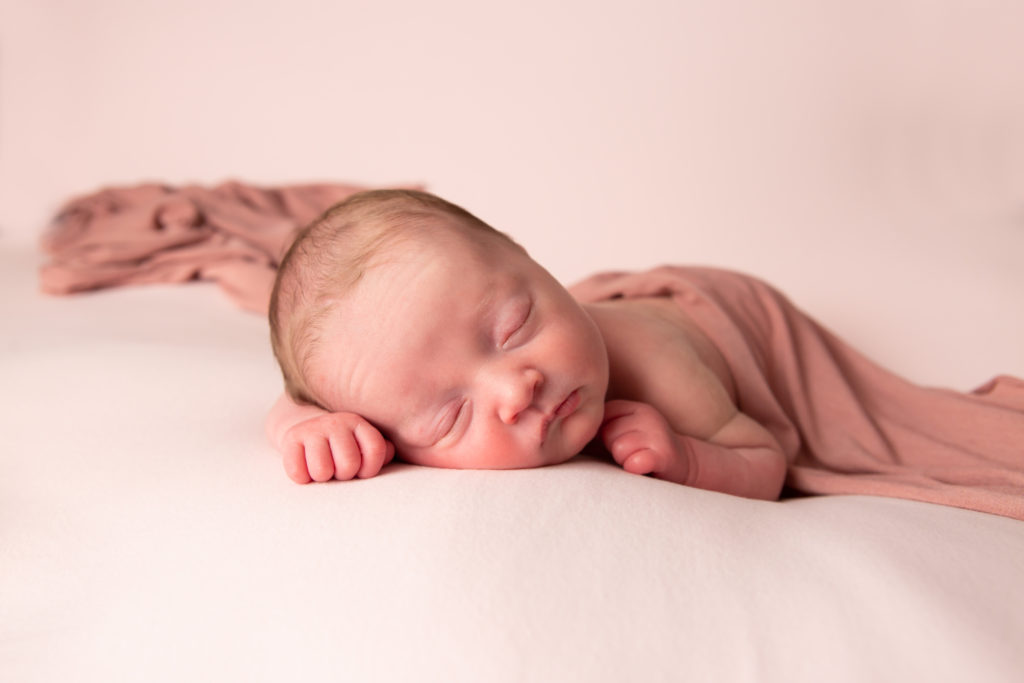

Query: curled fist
[[281, 412, 395, 484], [601, 400, 691, 484]]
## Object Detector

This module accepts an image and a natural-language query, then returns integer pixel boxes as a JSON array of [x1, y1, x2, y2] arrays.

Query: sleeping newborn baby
[[266, 189, 1024, 519]]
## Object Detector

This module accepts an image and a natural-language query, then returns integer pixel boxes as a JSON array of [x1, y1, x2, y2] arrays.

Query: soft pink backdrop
[[2, 0, 1022, 385]]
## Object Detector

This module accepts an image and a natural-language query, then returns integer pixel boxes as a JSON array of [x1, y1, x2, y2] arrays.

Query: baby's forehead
[[379, 217, 502, 261], [338, 240, 494, 325], [362, 224, 518, 287]]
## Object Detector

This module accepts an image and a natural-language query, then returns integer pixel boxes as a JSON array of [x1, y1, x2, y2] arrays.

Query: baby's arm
[[598, 317, 786, 500], [601, 400, 786, 500], [266, 393, 394, 484]]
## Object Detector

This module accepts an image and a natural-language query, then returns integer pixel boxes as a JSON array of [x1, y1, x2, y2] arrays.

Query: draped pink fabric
[[571, 266, 1024, 520], [39, 180, 374, 313]]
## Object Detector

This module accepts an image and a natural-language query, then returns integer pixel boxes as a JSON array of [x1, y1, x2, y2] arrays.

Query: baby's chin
[[546, 408, 604, 465]]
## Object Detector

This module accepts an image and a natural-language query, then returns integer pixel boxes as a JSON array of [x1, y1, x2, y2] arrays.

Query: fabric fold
[[571, 265, 1024, 520], [40, 180, 376, 313]]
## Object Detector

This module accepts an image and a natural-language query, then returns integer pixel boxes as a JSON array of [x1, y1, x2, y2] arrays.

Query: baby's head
[[270, 189, 609, 470]]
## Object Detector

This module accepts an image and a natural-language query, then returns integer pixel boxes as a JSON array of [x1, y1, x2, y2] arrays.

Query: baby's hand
[[601, 400, 691, 482], [281, 412, 395, 484]]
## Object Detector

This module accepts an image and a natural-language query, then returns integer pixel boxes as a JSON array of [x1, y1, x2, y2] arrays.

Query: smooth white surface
[[2, 1, 1024, 680], [2, 248, 1024, 682]]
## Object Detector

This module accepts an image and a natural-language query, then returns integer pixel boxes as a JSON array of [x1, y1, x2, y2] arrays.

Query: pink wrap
[[39, 180, 373, 313], [571, 266, 1024, 520]]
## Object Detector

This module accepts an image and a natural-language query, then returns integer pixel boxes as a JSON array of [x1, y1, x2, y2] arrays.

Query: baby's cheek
[[476, 439, 543, 469]]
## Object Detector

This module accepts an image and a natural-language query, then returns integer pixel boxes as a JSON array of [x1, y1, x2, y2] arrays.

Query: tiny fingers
[[352, 424, 392, 479], [604, 428, 648, 465], [622, 450, 658, 475], [602, 399, 640, 422], [602, 414, 643, 445], [327, 432, 362, 481], [305, 438, 337, 482], [283, 441, 313, 484], [280, 415, 395, 485]]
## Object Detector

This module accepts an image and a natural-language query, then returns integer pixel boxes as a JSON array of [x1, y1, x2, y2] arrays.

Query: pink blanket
[[571, 267, 1024, 520], [40, 180, 373, 313]]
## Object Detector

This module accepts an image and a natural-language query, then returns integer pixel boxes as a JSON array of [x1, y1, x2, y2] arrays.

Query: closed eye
[[437, 399, 469, 443], [500, 299, 533, 349]]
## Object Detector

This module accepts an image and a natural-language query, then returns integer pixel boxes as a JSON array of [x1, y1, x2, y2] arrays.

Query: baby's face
[[310, 222, 609, 470]]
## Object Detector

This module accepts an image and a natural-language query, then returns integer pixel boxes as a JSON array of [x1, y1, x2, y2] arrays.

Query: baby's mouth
[[554, 389, 581, 418], [539, 389, 581, 444]]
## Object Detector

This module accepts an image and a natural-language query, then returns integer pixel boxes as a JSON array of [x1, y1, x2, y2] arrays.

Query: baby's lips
[[554, 389, 581, 418]]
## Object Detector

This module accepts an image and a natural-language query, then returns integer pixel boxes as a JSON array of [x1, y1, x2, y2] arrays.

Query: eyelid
[[500, 299, 533, 349], [437, 399, 469, 444]]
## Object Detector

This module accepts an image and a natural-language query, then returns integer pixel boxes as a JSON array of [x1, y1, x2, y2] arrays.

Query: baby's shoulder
[[586, 296, 736, 402]]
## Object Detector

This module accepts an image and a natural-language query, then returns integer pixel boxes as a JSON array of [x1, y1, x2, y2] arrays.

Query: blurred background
[[2, 0, 1022, 385]]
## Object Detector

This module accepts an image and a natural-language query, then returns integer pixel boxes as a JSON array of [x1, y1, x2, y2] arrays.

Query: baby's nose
[[496, 368, 543, 425]]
